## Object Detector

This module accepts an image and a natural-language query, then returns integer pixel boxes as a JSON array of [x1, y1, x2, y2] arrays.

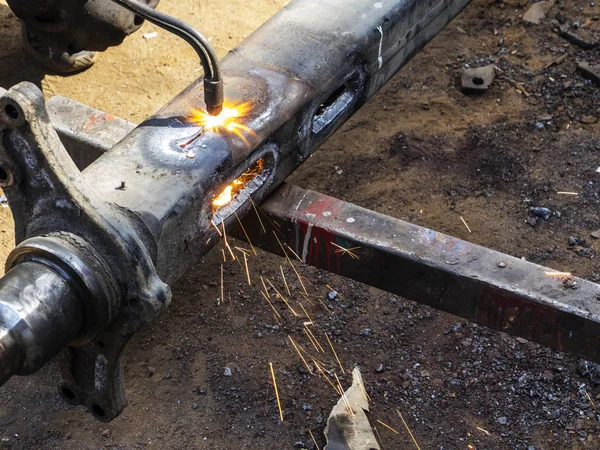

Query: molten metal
[[212, 159, 264, 210]]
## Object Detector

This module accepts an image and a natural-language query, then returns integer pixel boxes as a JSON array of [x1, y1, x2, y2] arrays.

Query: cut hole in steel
[[0, 167, 8, 182], [92, 404, 106, 418], [211, 153, 274, 226], [61, 387, 76, 400], [312, 72, 362, 135], [472, 77, 484, 86], [4, 104, 19, 120]]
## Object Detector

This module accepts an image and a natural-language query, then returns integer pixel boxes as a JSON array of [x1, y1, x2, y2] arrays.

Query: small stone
[[375, 363, 385, 373], [223, 367, 232, 377], [568, 236, 585, 246], [327, 290, 338, 301], [294, 442, 305, 448], [515, 337, 528, 344], [522, 0, 554, 25], [101, 429, 111, 438], [498, 262, 506, 268], [530, 207, 551, 220], [147, 366, 156, 377], [581, 115, 598, 125], [461, 65, 495, 92], [358, 328, 372, 337], [497, 416, 508, 425], [591, 231, 600, 239]]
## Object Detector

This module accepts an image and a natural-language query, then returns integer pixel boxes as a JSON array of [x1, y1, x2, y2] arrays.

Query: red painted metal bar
[[233, 183, 600, 362]]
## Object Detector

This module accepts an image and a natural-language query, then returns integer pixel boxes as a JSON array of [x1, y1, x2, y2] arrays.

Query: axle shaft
[[0, 262, 83, 387]]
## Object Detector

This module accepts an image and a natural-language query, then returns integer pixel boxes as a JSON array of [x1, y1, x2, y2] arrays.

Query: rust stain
[[83, 113, 115, 132]]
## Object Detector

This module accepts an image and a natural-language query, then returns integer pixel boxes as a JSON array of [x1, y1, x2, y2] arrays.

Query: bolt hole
[[0, 167, 9, 183], [92, 404, 106, 418], [97, 340, 106, 349], [61, 387, 76, 400], [4, 104, 19, 119], [472, 77, 485, 86]]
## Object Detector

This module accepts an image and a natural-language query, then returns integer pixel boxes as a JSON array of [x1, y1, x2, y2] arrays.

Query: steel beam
[[232, 184, 600, 362]]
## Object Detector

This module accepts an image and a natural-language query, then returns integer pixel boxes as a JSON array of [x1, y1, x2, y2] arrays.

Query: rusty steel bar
[[232, 183, 600, 363]]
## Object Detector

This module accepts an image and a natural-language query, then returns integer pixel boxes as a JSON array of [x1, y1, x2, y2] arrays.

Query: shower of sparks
[[335, 373, 354, 416], [324, 332, 346, 375], [234, 211, 257, 256], [545, 271, 571, 277], [299, 303, 313, 322], [285, 244, 303, 262], [269, 362, 284, 422], [222, 222, 236, 261], [557, 191, 578, 195], [210, 219, 222, 237], [397, 410, 421, 450], [212, 158, 264, 211], [331, 242, 361, 260], [280, 266, 291, 296], [243, 253, 251, 285], [376, 419, 399, 434], [266, 278, 299, 316], [221, 248, 227, 263], [304, 328, 322, 354], [585, 390, 597, 410], [311, 357, 342, 395], [326, 284, 343, 299], [374, 426, 386, 449], [460, 216, 472, 233], [220, 264, 224, 306], [261, 290, 281, 318], [288, 335, 313, 375], [308, 430, 321, 450], [304, 324, 325, 353], [235, 246, 251, 256], [249, 196, 266, 233], [476, 426, 491, 436]]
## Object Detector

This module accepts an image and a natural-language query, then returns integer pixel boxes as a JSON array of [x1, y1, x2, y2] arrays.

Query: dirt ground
[[2, 0, 600, 449]]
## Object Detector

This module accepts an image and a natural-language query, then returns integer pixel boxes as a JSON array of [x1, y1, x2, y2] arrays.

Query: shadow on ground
[[0, 4, 45, 91]]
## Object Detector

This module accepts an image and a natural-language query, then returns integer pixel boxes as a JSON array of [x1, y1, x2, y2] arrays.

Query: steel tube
[[81, 0, 473, 285], [0, 262, 83, 386]]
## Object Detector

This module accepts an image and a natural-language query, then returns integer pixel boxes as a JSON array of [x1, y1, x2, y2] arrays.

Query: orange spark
[[308, 430, 321, 450], [212, 159, 264, 210], [397, 410, 421, 450], [545, 271, 571, 277], [324, 332, 346, 375], [269, 362, 284, 421], [288, 335, 313, 375], [376, 419, 399, 434]]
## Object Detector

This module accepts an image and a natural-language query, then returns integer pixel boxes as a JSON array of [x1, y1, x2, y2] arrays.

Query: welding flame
[[212, 160, 264, 210], [189, 102, 255, 145]]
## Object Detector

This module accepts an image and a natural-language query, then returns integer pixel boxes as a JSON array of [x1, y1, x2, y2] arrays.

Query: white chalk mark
[[302, 223, 313, 262], [295, 191, 309, 211], [376, 26, 384, 69]]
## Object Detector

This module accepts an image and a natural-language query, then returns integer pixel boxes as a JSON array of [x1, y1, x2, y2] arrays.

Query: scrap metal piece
[[324, 368, 379, 450], [233, 183, 600, 363]]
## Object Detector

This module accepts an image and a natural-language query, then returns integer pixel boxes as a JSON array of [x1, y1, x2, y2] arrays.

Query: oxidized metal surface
[[232, 183, 600, 362]]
